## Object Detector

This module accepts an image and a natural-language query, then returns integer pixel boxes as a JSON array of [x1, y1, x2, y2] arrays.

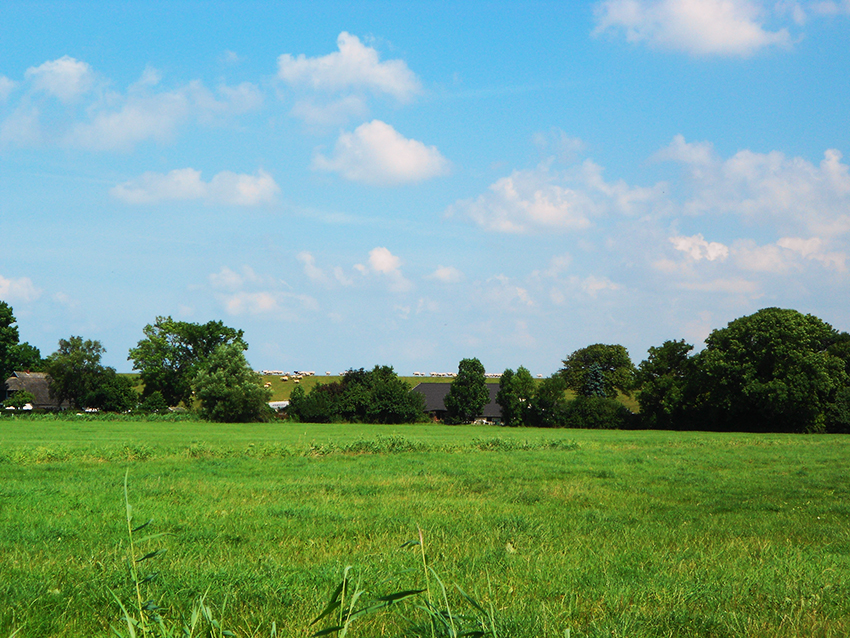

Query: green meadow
[[1, 420, 848, 637]]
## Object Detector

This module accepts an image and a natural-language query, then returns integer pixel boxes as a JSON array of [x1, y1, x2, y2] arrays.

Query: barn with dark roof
[[4, 371, 69, 410], [412, 382, 502, 423]]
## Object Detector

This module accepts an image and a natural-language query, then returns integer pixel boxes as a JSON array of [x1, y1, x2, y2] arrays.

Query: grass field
[[1, 420, 848, 637]]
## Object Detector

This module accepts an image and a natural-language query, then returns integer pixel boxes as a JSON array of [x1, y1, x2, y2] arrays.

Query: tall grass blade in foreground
[[309, 564, 425, 637], [310, 528, 498, 637], [402, 528, 498, 638], [112, 470, 234, 638]]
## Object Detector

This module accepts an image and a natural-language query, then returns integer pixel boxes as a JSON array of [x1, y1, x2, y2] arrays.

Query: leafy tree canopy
[[4, 390, 35, 410], [365, 365, 426, 424], [82, 368, 138, 413], [0, 302, 42, 381], [692, 307, 848, 433], [561, 344, 636, 399], [44, 336, 127, 411], [287, 365, 425, 424], [527, 374, 570, 428], [0, 302, 20, 378], [444, 358, 490, 424], [636, 339, 694, 430], [128, 316, 246, 407], [826, 331, 850, 377], [496, 366, 535, 427], [194, 342, 272, 423], [138, 390, 170, 415]]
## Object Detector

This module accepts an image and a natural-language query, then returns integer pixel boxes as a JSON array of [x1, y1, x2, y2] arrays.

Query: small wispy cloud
[[111, 168, 279, 205]]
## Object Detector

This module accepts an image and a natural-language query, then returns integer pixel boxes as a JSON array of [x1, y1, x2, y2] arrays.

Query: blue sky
[[2, 0, 849, 375]]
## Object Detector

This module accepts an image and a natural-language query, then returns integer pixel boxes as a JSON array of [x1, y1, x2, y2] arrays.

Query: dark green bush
[[826, 386, 850, 433], [563, 396, 634, 429], [136, 390, 170, 415], [287, 366, 425, 424]]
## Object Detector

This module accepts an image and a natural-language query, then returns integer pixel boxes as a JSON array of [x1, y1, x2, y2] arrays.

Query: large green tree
[[561, 344, 636, 399], [0, 302, 19, 380], [193, 342, 272, 423], [636, 339, 694, 430], [364, 365, 426, 424], [44, 336, 105, 408], [0, 302, 42, 381], [527, 374, 570, 428], [496, 366, 535, 427], [43, 336, 134, 411], [690, 308, 848, 433], [128, 316, 246, 407], [82, 368, 138, 413], [444, 358, 490, 424]]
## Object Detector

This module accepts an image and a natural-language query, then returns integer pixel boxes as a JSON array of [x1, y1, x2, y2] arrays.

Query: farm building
[[412, 382, 502, 423], [4, 371, 70, 410], [268, 400, 289, 412]]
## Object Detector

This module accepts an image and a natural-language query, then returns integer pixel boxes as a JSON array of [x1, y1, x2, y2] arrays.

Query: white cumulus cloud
[[111, 168, 279, 205], [112, 168, 205, 203], [777, 236, 847, 270], [207, 170, 279, 206], [297, 251, 328, 284], [548, 274, 621, 304], [447, 160, 663, 233], [3, 62, 263, 151], [208, 266, 317, 318], [25, 56, 94, 102], [0, 275, 42, 302], [278, 32, 421, 102], [209, 266, 255, 291], [593, 0, 792, 56], [671, 234, 730, 261], [355, 247, 412, 292], [733, 241, 791, 272], [221, 291, 280, 315], [297, 252, 355, 287], [205, 81, 264, 115], [66, 91, 191, 150], [581, 275, 622, 296], [313, 120, 449, 185], [427, 265, 464, 283], [657, 136, 850, 238], [448, 170, 594, 234], [65, 79, 260, 151], [368, 246, 402, 274]]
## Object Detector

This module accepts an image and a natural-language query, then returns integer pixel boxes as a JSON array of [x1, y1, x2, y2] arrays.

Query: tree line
[[497, 307, 850, 433], [2, 302, 849, 431], [291, 307, 850, 433], [0, 308, 271, 422]]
